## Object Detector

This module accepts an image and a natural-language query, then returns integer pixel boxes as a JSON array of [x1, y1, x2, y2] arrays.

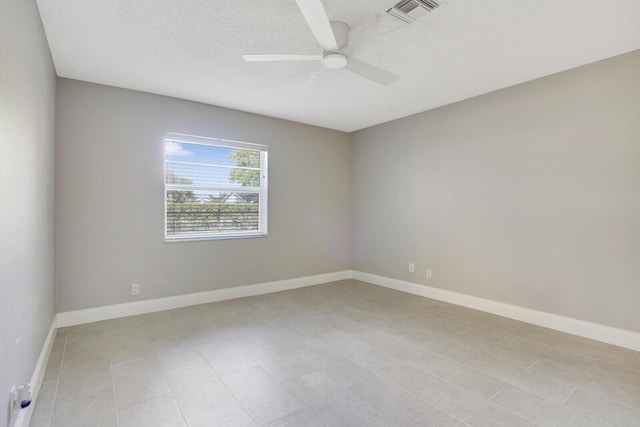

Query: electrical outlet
[[10, 384, 31, 419], [131, 283, 139, 295], [409, 262, 415, 273], [426, 269, 432, 279]]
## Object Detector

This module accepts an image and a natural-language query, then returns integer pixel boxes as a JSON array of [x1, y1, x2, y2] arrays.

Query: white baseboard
[[352, 270, 640, 352], [56, 270, 352, 328], [14, 317, 57, 427]]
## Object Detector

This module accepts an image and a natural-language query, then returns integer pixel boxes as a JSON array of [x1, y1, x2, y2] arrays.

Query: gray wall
[[351, 50, 640, 333], [56, 79, 351, 312], [0, 0, 57, 426]]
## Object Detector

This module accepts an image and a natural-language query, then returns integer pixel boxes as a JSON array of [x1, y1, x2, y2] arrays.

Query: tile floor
[[31, 280, 640, 427]]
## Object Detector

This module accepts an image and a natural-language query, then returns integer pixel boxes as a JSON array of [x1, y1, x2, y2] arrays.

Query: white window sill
[[164, 232, 267, 243]]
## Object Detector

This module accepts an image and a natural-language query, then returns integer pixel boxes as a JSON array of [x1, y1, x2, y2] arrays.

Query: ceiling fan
[[242, 0, 399, 86]]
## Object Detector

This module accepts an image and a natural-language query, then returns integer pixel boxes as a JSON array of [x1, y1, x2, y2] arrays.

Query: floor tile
[[269, 388, 379, 427], [352, 329, 427, 361], [565, 388, 640, 427], [187, 401, 257, 427], [50, 385, 116, 427], [167, 364, 235, 422], [348, 377, 458, 427], [152, 336, 204, 372], [117, 394, 187, 427], [282, 371, 341, 406], [109, 340, 154, 366], [414, 374, 494, 421], [264, 408, 325, 427], [556, 335, 640, 370], [102, 314, 146, 330], [409, 351, 506, 399], [56, 352, 112, 399], [42, 338, 65, 382], [30, 380, 57, 427], [322, 358, 375, 388], [449, 332, 539, 369], [531, 358, 640, 409], [222, 365, 303, 424], [38, 281, 640, 427], [306, 328, 376, 360], [187, 323, 227, 346], [143, 318, 191, 342], [111, 357, 171, 408], [221, 366, 279, 398], [491, 385, 609, 427], [105, 324, 150, 350], [63, 329, 111, 359], [466, 403, 537, 427], [588, 359, 640, 388], [232, 382, 302, 426], [467, 355, 574, 404], [500, 334, 596, 372], [312, 312, 369, 335], [198, 336, 258, 376], [243, 342, 315, 382], [303, 389, 380, 427], [362, 415, 401, 427]]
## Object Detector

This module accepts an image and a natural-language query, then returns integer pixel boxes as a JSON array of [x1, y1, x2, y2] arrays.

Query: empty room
[[2, 0, 640, 426]]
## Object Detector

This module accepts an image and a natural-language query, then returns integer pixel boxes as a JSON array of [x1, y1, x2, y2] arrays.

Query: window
[[164, 133, 268, 241]]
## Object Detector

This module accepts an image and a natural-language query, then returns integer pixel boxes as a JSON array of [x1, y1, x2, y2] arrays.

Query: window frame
[[163, 132, 268, 242]]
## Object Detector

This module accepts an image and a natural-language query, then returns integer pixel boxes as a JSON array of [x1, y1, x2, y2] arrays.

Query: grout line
[[214, 367, 262, 427], [571, 384, 640, 413], [108, 342, 120, 426], [364, 370, 466, 425], [192, 316, 262, 427], [487, 388, 502, 401], [164, 382, 189, 426], [361, 413, 383, 426], [45, 334, 66, 426], [526, 358, 540, 370], [143, 330, 189, 425], [403, 359, 534, 426], [406, 349, 543, 421], [533, 354, 640, 408], [558, 388, 618, 427], [560, 387, 577, 406]]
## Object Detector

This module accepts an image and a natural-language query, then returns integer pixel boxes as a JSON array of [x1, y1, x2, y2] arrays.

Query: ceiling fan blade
[[243, 54, 323, 62], [295, 0, 338, 52], [344, 58, 398, 86]]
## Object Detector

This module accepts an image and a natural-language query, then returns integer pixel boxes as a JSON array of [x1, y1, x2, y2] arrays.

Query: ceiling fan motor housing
[[323, 52, 348, 68], [324, 22, 349, 68]]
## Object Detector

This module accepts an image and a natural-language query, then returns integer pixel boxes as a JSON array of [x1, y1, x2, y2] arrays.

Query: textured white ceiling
[[37, 0, 640, 132]]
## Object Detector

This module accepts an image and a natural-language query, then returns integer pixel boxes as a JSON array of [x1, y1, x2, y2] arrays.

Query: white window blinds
[[164, 133, 268, 241]]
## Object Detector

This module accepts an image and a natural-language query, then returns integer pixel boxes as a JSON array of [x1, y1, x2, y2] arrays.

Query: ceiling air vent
[[387, 0, 439, 24]]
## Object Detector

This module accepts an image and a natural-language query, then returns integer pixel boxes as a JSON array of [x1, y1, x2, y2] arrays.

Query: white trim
[[164, 231, 267, 243], [14, 317, 58, 427], [56, 271, 351, 328], [352, 271, 640, 352], [165, 132, 268, 151]]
